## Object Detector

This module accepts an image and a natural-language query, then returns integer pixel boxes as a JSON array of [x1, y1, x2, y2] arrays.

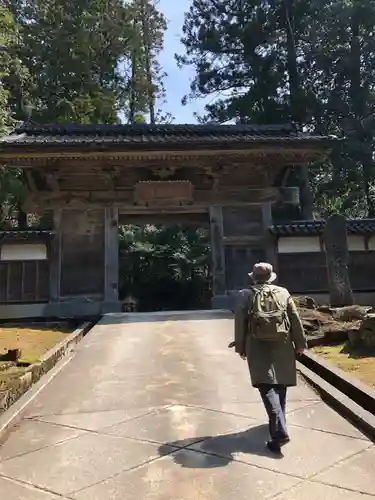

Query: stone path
[[0, 311, 374, 499]]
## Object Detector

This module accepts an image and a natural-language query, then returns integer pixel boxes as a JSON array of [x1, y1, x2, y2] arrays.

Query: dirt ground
[[0, 324, 73, 364], [0, 323, 75, 393], [312, 343, 375, 389]]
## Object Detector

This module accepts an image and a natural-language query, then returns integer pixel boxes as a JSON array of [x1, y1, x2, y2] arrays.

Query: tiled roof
[[0, 123, 335, 147], [0, 229, 52, 241], [270, 219, 375, 236]]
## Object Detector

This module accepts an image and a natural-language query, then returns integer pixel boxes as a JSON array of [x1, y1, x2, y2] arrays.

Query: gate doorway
[[118, 213, 211, 312]]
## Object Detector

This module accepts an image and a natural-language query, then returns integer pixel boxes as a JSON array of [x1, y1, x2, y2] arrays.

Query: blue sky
[[158, 0, 210, 123]]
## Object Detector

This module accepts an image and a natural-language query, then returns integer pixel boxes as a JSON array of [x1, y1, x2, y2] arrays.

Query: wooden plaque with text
[[134, 181, 194, 206]]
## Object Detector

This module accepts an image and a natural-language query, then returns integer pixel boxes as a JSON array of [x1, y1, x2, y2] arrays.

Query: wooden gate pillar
[[209, 206, 226, 305], [211, 205, 270, 310], [47, 208, 120, 316], [104, 207, 119, 307], [49, 209, 62, 303], [262, 202, 277, 271]]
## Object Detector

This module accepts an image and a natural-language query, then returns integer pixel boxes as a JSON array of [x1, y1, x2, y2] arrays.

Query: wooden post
[[299, 166, 314, 219], [324, 214, 354, 306], [209, 206, 226, 296], [49, 209, 62, 302], [104, 207, 119, 303], [262, 202, 277, 270]]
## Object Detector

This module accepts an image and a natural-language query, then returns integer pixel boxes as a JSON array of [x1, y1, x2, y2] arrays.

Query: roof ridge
[[14, 123, 298, 137]]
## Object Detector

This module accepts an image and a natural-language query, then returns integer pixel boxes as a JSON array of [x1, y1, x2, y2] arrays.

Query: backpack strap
[[248, 285, 261, 313], [250, 284, 286, 313]]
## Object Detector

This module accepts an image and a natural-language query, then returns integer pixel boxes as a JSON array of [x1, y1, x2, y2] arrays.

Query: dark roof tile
[[0, 123, 335, 147], [0, 229, 52, 239], [270, 219, 375, 236]]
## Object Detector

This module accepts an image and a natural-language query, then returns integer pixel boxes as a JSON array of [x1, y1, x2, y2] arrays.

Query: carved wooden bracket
[[133, 181, 194, 207], [24, 169, 38, 192], [152, 166, 178, 179], [45, 170, 60, 191], [202, 164, 225, 191], [102, 166, 120, 188]]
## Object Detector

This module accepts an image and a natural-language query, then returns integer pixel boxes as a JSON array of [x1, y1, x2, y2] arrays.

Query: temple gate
[[0, 123, 332, 317]]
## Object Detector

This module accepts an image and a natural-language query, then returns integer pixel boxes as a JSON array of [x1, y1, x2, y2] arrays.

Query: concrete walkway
[[0, 311, 374, 499]]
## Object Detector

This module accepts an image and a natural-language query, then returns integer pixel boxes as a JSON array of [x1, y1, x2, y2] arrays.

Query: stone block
[[293, 296, 317, 310], [349, 313, 375, 350]]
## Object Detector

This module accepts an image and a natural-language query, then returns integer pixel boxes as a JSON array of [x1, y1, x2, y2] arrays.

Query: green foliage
[[4, 0, 133, 124], [0, 0, 170, 226], [0, 7, 20, 133], [0, 7, 29, 223], [119, 225, 211, 311], [178, 0, 375, 218], [0, 168, 27, 225]]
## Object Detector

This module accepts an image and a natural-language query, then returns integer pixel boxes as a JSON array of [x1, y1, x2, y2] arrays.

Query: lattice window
[[0, 260, 49, 303]]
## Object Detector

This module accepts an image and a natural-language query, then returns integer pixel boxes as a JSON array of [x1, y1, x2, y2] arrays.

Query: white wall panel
[[278, 236, 321, 253], [347, 235, 365, 251], [0, 243, 47, 261]]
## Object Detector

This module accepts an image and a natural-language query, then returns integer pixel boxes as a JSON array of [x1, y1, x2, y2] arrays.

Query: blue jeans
[[258, 384, 289, 444]]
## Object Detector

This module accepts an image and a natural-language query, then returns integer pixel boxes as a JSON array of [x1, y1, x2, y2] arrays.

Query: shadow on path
[[158, 424, 284, 468]]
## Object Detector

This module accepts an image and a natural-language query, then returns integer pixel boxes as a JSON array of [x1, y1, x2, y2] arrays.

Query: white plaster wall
[[277, 236, 321, 253], [368, 236, 375, 251], [347, 235, 366, 251], [0, 243, 47, 261]]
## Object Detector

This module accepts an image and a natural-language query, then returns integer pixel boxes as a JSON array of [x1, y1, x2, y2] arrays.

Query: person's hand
[[295, 348, 305, 357]]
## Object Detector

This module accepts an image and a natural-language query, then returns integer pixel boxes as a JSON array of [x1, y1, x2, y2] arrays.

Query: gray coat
[[234, 285, 307, 387]]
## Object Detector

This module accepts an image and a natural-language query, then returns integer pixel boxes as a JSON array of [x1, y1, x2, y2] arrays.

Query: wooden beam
[[223, 235, 264, 246], [119, 212, 209, 226], [0, 146, 331, 166], [22, 187, 281, 211]]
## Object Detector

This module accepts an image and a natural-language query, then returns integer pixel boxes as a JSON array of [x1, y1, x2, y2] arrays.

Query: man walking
[[233, 262, 306, 454]]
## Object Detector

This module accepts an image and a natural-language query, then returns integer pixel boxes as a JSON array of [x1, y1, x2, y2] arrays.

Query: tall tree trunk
[[284, 0, 300, 124], [129, 20, 138, 124], [283, 0, 313, 219], [140, 0, 155, 123]]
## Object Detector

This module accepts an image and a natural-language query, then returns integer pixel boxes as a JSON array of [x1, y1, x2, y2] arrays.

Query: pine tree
[[126, 0, 170, 124], [179, 0, 375, 218], [307, 0, 375, 217], [178, 0, 317, 216]]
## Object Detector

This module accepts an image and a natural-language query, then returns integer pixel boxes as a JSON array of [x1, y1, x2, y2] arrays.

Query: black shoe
[[266, 440, 282, 454], [278, 436, 290, 446]]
